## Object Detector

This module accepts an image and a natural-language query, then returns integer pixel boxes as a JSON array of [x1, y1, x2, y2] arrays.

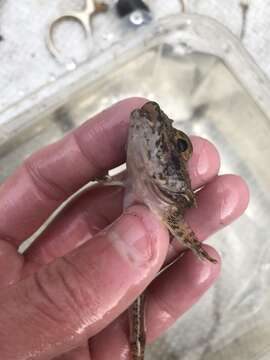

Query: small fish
[[125, 101, 217, 360]]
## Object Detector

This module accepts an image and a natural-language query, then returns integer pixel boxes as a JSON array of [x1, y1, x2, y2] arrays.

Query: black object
[[116, 0, 150, 17], [177, 139, 188, 152]]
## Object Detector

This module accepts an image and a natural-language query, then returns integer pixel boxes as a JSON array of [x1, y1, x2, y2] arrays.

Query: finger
[[90, 245, 220, 360], [146, 245, 221, 341], [54, 344, 91, 360], [168, 174, 249, 258], [186, 174, 249, 240], [25, 137, 220, 268], [0, 205, 169, 360], [24, 186, 124, 271], [188, 136, 220, 189], [0, 97, 146, 246], [0, 240, 24, 287]]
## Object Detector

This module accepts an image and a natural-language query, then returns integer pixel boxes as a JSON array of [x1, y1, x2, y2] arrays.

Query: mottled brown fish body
[[126, 102, 217, 360]]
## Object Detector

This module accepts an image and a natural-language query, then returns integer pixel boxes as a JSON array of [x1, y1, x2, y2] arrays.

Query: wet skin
[[0, 98, 249, 360]]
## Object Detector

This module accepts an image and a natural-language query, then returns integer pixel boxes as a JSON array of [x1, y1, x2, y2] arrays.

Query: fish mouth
[[148, 179, 196, 208], [148, 180, 178, 206]]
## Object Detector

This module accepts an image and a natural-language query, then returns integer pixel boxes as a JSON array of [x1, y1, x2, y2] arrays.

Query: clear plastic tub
[[1, 14, 270, 360]]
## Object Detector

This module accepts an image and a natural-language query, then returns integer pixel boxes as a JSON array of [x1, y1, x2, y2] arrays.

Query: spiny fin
[[93, 174, 125, 187], [167, 215, 217, 264]]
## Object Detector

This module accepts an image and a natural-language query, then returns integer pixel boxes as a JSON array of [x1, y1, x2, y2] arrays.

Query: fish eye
[[177, 138, 189, 152]]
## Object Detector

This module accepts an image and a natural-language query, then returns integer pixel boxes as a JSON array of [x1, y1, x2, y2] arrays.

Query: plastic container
[[1, 14, 270, 360]]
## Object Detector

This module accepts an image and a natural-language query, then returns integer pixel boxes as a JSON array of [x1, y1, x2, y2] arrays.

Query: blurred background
[[1, 1, 270, 359]]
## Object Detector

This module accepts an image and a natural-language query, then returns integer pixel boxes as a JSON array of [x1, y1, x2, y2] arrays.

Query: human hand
[[0, 98, 249, 360]]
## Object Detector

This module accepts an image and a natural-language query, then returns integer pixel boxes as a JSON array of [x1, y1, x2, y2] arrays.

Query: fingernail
[[196, 140, 209, 176], [107, 205, 162, 266], [192, 137, 220, 180], [219, 175, 249, 223]]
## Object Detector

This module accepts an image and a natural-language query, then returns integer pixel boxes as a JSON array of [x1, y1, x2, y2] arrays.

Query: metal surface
[[0, 14, 270, 359], [46, 0, 108, 65]]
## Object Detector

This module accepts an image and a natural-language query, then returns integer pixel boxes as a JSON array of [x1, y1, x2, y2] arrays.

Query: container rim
[[1, 13, 270, 144]]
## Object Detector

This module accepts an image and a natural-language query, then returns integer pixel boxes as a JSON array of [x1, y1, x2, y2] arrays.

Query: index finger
[[0, 98, 146, 246]]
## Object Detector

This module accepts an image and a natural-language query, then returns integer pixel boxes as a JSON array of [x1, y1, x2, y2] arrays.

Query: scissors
[[47, 0, 108, 64], [180, 0, 186, 12]]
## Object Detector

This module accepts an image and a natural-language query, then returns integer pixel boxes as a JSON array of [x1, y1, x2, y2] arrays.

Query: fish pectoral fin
[[167, 217, 217, 264], [93, 174, 125, 187], [182, 232, 218, 263]]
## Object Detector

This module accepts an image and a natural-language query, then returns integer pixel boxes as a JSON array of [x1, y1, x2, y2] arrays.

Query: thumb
[[0, 205, 169, 360]]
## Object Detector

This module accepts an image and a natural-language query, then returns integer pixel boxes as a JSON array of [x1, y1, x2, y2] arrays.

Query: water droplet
[[65, 61, 77, 71], [49, 74, 56, 82], [102, 32, 114, 41], [155, 24, 165, 35]]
